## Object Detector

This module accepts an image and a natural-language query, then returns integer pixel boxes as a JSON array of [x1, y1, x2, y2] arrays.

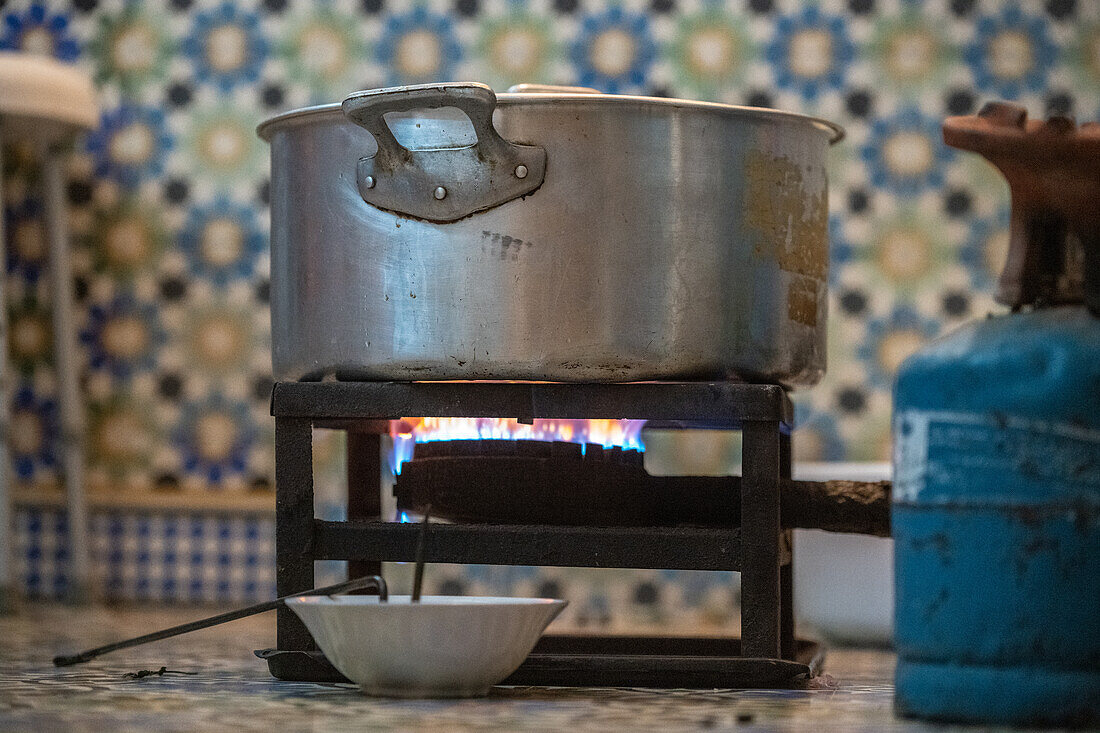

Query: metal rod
[[271, 381, 793, 424], [346, 430, 382, 581], [53, 575, 388, 667], [0, 127, 12, 614], [411, 505, 431, 602], [41, 145, 90, 604], [313, 519, 759, 569], [779, 430, 795, 661], [394, 454, 893, 535]]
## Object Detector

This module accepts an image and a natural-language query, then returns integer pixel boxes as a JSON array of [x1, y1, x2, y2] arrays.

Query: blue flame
[[389, 417, 646, 475]]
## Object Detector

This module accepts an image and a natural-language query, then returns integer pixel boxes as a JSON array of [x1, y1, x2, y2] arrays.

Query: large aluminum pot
[[258, 83, 842, 386]]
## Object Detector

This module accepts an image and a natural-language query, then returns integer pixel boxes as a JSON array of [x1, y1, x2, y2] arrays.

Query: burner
[[399, 438, 655, 526], [395, 439, 890, 533], [410, 438, 645, 464], [263, 381, 822, 687]]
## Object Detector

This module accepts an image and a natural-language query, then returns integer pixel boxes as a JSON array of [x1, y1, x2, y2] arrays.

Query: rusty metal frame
[[267, 380, 807, 687]]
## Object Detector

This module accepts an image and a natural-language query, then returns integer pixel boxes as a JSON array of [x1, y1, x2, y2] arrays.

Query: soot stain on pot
[[481, 230, 535, 261]]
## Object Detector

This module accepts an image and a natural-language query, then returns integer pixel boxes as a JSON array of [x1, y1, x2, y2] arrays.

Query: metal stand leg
[[42, 147, 90, 605], [780, 535, 794, 659], [346, 430, 381, 582], [740, 420, 781, 659], [779, 429, 795, 660], [275, 417, 315, 651], [0, 132, 13, 614]]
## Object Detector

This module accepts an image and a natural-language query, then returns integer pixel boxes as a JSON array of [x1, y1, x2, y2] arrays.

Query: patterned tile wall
[[16, 507, 275, 602], [3, 0, 1098, 605]]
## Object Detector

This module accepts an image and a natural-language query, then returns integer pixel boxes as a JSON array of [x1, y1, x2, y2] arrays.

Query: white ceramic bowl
[[286, 595, 566, 697], [793, 462, 894, 646]]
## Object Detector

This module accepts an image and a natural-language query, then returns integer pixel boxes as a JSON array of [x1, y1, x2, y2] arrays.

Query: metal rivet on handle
[[434, 186, 447, 200], [515, 165, 528, 179], [364, 175, 375, 189]]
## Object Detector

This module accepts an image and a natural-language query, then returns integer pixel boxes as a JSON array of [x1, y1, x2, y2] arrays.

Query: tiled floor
[[2, 603, 976, 732]]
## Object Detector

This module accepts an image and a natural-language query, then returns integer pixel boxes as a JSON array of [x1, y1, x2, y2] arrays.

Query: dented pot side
[[264, 93, 835, 385]]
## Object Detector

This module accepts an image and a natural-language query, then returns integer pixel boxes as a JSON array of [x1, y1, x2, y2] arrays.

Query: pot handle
[[342, 83, 546, 222]]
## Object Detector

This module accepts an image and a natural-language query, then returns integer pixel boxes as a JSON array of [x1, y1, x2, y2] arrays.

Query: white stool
[[0, 52, 97, 608]]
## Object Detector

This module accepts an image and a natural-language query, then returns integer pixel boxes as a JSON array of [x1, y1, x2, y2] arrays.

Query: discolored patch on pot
[[481, 230, 536, 260], [745, 151, 827, 280], [787, 275, 819, 327]]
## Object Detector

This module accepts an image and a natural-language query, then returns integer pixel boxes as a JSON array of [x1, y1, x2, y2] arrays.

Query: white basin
[[793, 462, 894, 646], [286, 595, 566, 697]]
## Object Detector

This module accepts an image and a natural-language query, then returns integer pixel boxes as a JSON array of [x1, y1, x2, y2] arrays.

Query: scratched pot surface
[[263, 88, 835, 387], [0, 602, 1024, 732]]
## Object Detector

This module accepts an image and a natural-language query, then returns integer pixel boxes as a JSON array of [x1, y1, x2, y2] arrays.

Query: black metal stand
[[262, 381, 818, 687]]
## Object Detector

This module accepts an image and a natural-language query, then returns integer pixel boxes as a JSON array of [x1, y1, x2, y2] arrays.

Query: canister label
[[893, 410, 1100, 504]]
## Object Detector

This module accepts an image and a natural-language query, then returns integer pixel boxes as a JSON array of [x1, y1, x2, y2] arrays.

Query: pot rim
[[257, 90, 845, 144]]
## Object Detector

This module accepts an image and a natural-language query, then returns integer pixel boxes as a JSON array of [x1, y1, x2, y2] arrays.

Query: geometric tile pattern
[[15, 507, 276, 603], [3, 0, 1098, 603]]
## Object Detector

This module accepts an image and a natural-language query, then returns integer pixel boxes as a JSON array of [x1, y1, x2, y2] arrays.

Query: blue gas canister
[[892, 103, 1100, 727]]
